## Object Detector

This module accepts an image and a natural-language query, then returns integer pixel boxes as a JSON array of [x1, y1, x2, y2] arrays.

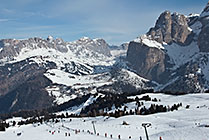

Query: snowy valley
[[1, 93, 209, 140], [0, 1, 209, 140]]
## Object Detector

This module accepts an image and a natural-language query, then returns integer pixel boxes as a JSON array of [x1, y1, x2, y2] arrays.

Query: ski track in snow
[[1, 93, 209, 140]]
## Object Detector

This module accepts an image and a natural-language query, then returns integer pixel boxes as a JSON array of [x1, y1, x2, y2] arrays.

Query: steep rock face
[[148, 11, 172, 43], [198, 25, 209, 52], [0, 58, 56, 113], [0, 59, 56, 96], [127, 41, 165, 82], [148, 11, 191, 45], [126, 2, 209, 92], [198, 2, 209, 52], [0, 74, 54, 113]]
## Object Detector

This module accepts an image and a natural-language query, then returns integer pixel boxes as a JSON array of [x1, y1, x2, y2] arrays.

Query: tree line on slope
[[80, 92, 182, 118], [0, 90, 187, 131], [0, 94, 91, 120]]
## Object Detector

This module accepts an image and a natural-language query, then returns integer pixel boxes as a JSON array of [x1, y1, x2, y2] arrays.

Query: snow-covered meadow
[[1, 93, 209, 140]]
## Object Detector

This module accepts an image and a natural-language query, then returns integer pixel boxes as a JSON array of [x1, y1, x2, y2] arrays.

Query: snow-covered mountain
[[1, 2, 209, 140], [0, 2, 209, 115], [127, 2, 209, 93], [0, 36, 154, 114]]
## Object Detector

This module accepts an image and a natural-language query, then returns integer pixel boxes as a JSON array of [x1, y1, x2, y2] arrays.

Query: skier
[[159, 136, 162, 140], [140, 136, 142, 140]]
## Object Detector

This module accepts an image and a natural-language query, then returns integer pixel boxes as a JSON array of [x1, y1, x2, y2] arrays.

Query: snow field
[[2, 93, 209, 140]]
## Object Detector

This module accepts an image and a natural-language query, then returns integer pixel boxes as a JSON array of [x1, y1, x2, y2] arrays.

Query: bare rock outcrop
[[127, 41, 165, 82], [198, 2, 209, 52], [198, 25, 209, 52], [148, 11, 192, 45]]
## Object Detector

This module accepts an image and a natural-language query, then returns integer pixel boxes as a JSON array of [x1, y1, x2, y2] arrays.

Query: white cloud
[[1, 8, 15, 14], [0, 19, 10, 22]]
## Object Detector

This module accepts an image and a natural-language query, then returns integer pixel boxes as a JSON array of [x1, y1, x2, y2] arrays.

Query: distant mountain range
[[0, 2, 209, 114]]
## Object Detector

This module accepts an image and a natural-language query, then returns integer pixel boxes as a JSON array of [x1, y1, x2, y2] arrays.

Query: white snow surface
[[134, 35, 164, 50], [59, 94, 104, 115], [142, 39, 164, 49], [45, 69, 96, 86], [45, 69, 112, 89], [46, 86, 77, 105], [114, 69, 151, 89], [164, 42, 199, 69], [187, 13, 200, 18], [110, 49, 127, 57], [44, 69, 113, 105], [11, 45, 113, 67], [1, 93, 209, 140]]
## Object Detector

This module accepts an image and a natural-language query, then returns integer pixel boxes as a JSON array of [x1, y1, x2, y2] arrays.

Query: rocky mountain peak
[[201, 2, 209, 17], [155, 11, 172, 28], [93, 38, 106, 44], [0, 36, 113, 65], [73, 37, 100, 45], [70, 37, 111, 57], [0, 37, 67, 63], [127, 2, 209, 91], [47, 36, 54, 42], [78, 36, 92, 42], [197, 2, 209, 52], [147, 10, 192, 45]]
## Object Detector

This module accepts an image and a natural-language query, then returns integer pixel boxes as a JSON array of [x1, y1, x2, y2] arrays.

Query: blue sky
[[0, 0, 208, 45]]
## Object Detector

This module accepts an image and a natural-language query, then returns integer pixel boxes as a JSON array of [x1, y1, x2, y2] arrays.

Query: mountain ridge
[[0, 35, 155, 114], [0, 2, 209, 114], [127, 3, 209, 93]]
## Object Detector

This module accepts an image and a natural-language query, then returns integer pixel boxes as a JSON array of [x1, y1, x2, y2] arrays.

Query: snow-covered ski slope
[[1, 93, 209, 140]]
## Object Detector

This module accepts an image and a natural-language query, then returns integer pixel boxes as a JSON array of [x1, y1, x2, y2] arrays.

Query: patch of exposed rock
[[147, 11, 192, 45], [127, 41, 165, 82], [198, 2, 209, 52], [198, 25, 209, 52]]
